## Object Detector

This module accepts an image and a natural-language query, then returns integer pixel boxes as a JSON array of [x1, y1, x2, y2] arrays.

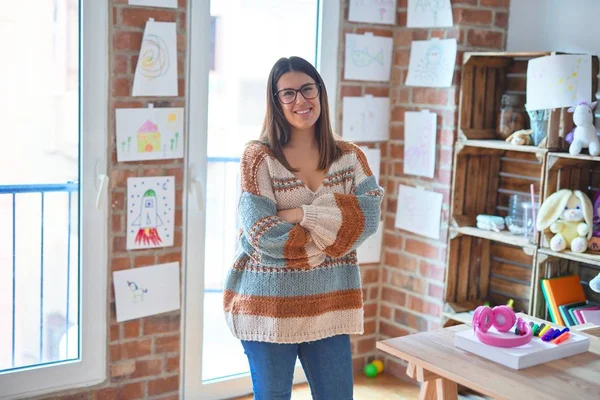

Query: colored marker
[[536, 323, 546, 336], [539, 325, 551, 337], [552, 327, 569, 340], [531, 324, 539, 336], [553, 332, 570, 344], [542, 328, 556, 341]]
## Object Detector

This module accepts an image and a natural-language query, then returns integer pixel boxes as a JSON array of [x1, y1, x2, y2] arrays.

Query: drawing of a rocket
[[132, 189, 163, 246]]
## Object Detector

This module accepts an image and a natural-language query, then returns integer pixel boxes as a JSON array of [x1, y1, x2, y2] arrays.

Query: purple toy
[[593, 190, 600, 238]]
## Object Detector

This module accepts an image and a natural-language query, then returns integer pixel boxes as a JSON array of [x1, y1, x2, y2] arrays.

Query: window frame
[[0, 0, 108, 397], [181, 0, 341, 398]]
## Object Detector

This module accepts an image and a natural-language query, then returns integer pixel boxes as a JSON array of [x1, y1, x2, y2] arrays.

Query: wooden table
[[376, 314, 600, 400]]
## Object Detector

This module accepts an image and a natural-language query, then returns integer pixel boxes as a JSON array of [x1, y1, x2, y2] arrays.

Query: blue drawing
[[414, 43, 447, 85], [127, 280, 148, 303], [351, 48, 384, 67], [414, 0, 448, 26]]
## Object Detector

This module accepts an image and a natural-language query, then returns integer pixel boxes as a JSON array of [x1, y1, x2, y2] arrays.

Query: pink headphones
[[472, 305, 532, 348]]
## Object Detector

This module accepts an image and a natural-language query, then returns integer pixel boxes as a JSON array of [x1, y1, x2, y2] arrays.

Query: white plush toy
[[569, 101, 599, 156]]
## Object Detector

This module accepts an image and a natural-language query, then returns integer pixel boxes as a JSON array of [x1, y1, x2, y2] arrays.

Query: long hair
[[258, 56, 342, 172]]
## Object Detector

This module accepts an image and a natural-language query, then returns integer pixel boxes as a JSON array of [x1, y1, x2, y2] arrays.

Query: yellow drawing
[[137, 120, 161, 153], [168, 113, 177, 123]]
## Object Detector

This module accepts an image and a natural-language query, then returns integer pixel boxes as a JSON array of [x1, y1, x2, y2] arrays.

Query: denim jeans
[[240, 334, 354, 400]]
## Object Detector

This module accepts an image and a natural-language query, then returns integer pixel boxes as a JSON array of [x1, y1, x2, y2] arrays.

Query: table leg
[[406, 362, 458, 400], [435, 378, 458, 400], [419, 380, 437, 400]]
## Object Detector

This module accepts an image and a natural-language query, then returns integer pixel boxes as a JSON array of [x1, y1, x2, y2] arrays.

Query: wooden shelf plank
[[456, 139, 548, 154], [442, 311, 473, 325], [538, 248, 600, 267], [547, 151, 600, 162], [451, 226, 536, 249]]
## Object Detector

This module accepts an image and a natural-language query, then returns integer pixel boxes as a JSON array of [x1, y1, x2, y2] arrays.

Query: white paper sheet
[[405, 38, 457, 88], [344, 33, 393, 82], [127, 176, 175, 250], [342, 96, 390, 142], [357, 220, 384, 264], [404, 110, 437, 178], [129, 0, 177, 7], [407, 0, 453, 28], [132, 20, 178, 96], [395, 185, 442, 239], [113, 262, 180, 322], [526, 54, 592, 111], [360, 147, 381, 183], [116, 107, 184, 162], [349, 0, 397, 25]]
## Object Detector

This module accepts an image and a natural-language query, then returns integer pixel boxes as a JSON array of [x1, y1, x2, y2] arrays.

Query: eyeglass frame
[[274, 82, 321, 104]]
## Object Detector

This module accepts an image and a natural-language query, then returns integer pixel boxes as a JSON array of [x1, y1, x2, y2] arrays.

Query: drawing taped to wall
[[132, 19, 178, 96], [127, 176, 175, 250], [348, 0, 397, 25], [395, 185, 442, 240], [116, 107, 184, 162], [129, 0, 177, 8], [407, 0, 453, 28], [344, 33, 393, 82], [404, 110, 437, 178], [342, 96, 390, 142], [405, 38, 457, 88]]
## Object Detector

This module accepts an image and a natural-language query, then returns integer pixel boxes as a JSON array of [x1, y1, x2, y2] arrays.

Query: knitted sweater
[[223, 141, 384, 343]]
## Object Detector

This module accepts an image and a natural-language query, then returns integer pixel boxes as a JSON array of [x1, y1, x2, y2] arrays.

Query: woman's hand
[[277, 208, 303, 224]]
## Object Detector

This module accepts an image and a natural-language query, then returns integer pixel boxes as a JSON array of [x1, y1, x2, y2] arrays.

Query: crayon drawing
[[404, 111, 437, 178], [344, 33, 393, 82], [342, 96, 390, 142], [348, 0, 397, 25], [407, 0, 453, 28], [395, 185, 442, 239], [406, 38, 457, 87]]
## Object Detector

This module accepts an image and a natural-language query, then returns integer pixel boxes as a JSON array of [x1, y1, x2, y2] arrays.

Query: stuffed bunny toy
[[505, 129, 532, 146], [536, 189, 593, 253], [569, 101, 599, 156]]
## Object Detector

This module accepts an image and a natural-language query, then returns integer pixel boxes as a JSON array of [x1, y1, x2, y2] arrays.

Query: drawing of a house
[[137, 120, 161, 153]]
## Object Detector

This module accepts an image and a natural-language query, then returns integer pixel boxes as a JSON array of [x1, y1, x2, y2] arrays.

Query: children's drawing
[[133, 20, 178, 96], [404, 110, 437, 178], [127, 176, 175, 250], [395, 185, 442, 239], [406, 39, 457, 88], [113, 262, 181, 322], [526, 55, 592, 111], [342, 96, 390, 142], [116, 107, 184, 162], [129, 0, 177, 8], [348, 0, 397, 25], [127, 281, 148, 302], [344, 33, 393, 82], [407, 0, 453, 28]]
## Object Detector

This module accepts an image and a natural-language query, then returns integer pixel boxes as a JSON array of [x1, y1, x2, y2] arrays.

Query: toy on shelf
[[568, 101, 599, 156], [363, 359, 384, 378], [505, 129, 533, 146], [476, 214, 505, 232], [536, 189, 593, 253]]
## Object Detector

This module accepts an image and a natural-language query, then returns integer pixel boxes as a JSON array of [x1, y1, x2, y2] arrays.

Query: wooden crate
[[533, 254, 600, 321], [451, 143, 545, 229], [458, 52, 599, 150], [445, 236, 535, 314]]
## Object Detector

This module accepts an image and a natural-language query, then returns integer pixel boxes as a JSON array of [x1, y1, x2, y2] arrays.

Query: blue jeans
[[241, 334, 354, 400]]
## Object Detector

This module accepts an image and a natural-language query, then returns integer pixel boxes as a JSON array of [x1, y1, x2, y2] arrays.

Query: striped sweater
[[223, 141, 384, 343]]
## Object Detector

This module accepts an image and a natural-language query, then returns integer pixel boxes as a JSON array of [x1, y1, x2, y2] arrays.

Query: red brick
[[467, 29, 504, 49], [110, 339, 152, 361], [156, 334, 180, 353], [110, 324, 120, 342], [412, 88, 449, 106], [157, 251, 181, 264], [452, 0, 477, 4], [112, 77, 131, 97], [113, 54, 128, 75], [134, 254, 156, 268], [419, 261, 446, 282], [385, 358, 409, 381], [356, 337, 376, 354], [394, 31, 413, 47], [396, 11, 407, 26], [177, 33, 186, 52], [148, 376, 179, 396], [408, 295, 442, 317], [380, 321, 409, 338], [430, 30, 444, 39], [383, 232, 403, 249], [121, 382, 144, 399], [110, 169, 138, 189], [112, 100, 144, 109], [113, 31, 143, 51], [440, 129, 455, 145], [369, 286, 379, 300], [123, 320, 140, 339], [132, 359, 163, 379], [453, 9, 493, 26], [165, 166, 184, 183], [394, 310, 429, 331], [111, 257, 130, 272], [355, 27, 394, 38], [364, 87, 389, 97], [341, 85, 362, 97], [112, 236, 127, 254], [381, 287, 406, 306], [439, 148, 453, 166], [394, 49, 410, 67], [364, 303, 377, 318], [144, 315, 180, 335], [96, 387, 119, 400], [428, 283, 444, 300], [495, 11, 509, 28], [364, 319, 377, 335], [405, 239, 439, 259], [120, 8, 177, 28], [480, 0, 510, 7], [361, 268, 379, 284], [390, 272, 426, 295], [110, 360, 136, 378], [380, 304, 393, 319], [111, 214, 123, 234], [166, 356, 180, 373]]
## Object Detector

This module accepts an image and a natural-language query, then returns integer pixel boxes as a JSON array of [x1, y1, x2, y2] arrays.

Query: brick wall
[[337, 0, 510, 379], [40, 1, 187, 398]]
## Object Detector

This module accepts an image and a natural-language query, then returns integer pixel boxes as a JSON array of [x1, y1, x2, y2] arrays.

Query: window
[[0, 0, 108, 397]]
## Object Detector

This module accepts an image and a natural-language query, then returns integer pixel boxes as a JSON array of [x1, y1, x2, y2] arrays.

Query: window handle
[[188, 164, 204, 212], [96, 173, 109, 210]]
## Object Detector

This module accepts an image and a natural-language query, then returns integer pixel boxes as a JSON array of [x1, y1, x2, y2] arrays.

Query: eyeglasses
[[275, 83, 320, 104]]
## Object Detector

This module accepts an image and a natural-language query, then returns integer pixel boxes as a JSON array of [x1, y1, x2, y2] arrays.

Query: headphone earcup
[[492, 305, 517, 332], [474, 306, 493, 333]]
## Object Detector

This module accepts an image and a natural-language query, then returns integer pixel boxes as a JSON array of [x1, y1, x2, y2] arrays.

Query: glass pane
[[202, 0, 319, 382], [0, 0, 80, 373]]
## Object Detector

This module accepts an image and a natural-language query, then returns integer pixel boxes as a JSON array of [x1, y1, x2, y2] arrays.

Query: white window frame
[[181, 1, 341, 399], [0, 0, 108, 398]]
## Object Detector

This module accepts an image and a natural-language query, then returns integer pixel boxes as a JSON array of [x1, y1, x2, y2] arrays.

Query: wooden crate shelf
[[444, 51, 600, 325]]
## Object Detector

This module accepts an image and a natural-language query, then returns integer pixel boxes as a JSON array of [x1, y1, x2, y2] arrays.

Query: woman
[[223, 56, 384, 400]]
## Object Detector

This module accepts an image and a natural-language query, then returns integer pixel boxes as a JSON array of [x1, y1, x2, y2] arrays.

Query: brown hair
[[258, 56, 342, 172]]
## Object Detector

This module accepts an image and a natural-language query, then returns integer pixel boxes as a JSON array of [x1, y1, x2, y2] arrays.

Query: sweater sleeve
[[299, 146, 384, 258], [238, 143, 326, 268]]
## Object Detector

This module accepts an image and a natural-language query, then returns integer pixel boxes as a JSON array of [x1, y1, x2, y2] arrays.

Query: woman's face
[[275, 72, 321, 132]]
